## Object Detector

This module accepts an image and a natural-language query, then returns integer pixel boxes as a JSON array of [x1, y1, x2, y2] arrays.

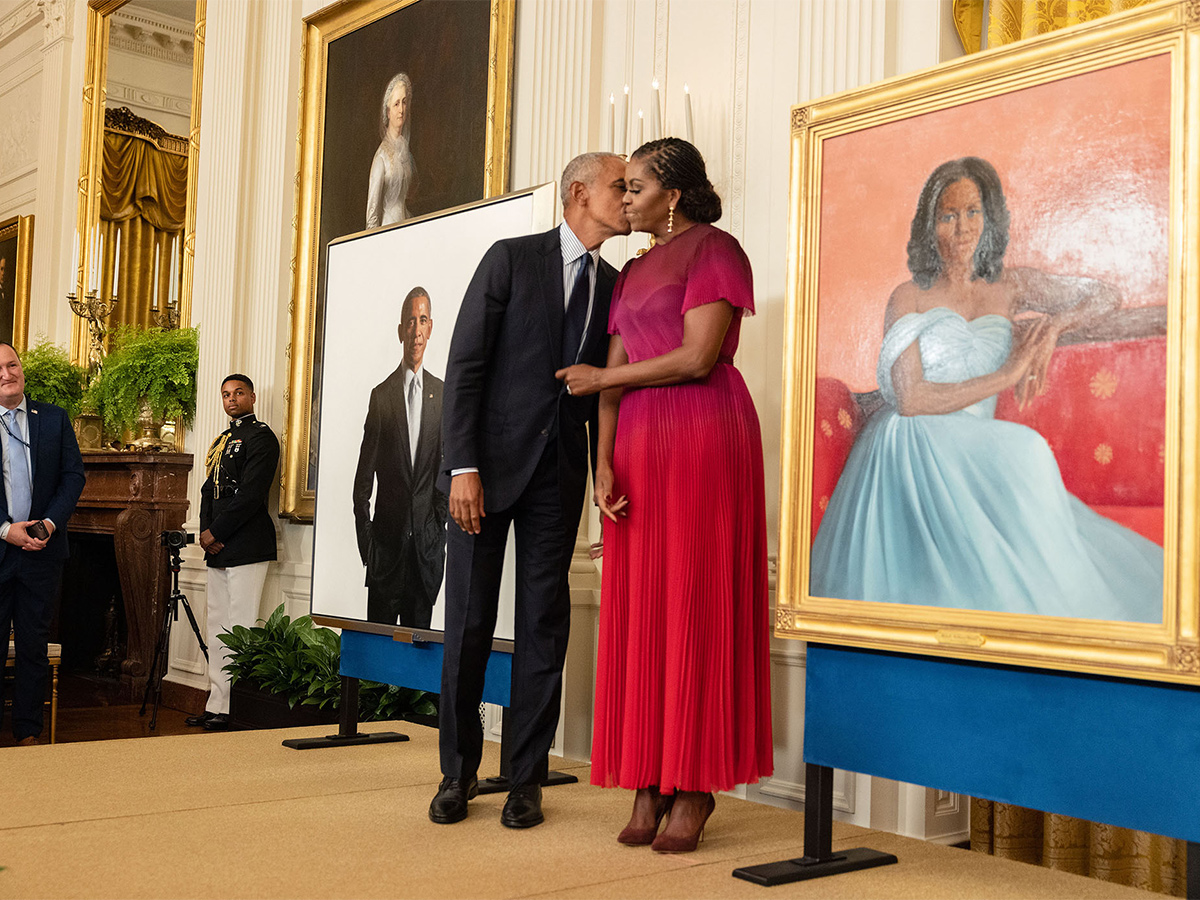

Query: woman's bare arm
[[594, 335, 629, 522]]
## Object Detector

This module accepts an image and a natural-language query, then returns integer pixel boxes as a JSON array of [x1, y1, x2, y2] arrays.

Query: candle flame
[[652, 79, 659, 90], [610, 93, 615, 103], [624, 84, 630, 94], [638, 110, 644, 118], [684, 83, 690, 93]]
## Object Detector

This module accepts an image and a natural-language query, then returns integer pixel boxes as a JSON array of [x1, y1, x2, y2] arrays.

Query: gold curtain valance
[[952, 0, 1154, 54], [100, 130, 188, 232]]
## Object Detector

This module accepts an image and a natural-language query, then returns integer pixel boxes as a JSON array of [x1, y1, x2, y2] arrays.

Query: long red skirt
[[590, 363, 774, 792]]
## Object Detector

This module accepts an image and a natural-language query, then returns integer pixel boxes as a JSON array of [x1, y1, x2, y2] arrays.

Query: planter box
[[229, 683, 340, 730]]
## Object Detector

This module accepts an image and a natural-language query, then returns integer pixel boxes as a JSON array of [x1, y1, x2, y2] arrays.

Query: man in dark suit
[[353, 286, 447, 628], [0, 341, 85, 746], [430, 152, 630, 828]]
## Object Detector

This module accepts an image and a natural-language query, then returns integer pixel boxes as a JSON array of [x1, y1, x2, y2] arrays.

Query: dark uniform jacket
[[200, 413, 279, 568]]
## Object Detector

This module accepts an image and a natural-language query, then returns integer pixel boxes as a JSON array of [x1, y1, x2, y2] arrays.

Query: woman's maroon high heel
[[617, 788, 674, 845], [651, 792, 715, 853]]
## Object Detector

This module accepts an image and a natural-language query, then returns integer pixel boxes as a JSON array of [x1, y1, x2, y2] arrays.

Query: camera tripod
[[139, 543, 207, 731]]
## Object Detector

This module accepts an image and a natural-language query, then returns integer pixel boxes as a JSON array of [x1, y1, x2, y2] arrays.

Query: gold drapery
[[951, 0, 1154, 54], [98, 121, 187, 329], [950, 3, 1186, 893], [972, 799, 1187, 895]]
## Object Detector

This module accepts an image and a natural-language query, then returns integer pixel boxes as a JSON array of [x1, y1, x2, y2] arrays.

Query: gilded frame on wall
[[282, 0, 516, 521], [777, 0, 1200, 684], [0, 215, 33, 351]]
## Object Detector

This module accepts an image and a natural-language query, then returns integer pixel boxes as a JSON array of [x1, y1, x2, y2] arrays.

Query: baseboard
[[161, 680, 206, 715]]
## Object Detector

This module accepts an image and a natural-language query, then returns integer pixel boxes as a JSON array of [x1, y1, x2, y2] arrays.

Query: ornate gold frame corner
[[0, 215, 34, 352], [777, 0, 1200, 684], [282, 0, 516, 521]]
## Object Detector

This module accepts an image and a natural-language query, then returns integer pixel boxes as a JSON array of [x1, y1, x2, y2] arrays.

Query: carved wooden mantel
[[70, 450, 194, 700]]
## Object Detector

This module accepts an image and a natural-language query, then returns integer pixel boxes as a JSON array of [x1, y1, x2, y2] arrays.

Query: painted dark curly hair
[[907, 157, 1010, 289]]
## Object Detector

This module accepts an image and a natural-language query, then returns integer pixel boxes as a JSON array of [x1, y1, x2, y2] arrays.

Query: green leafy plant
[[20, 340, 88, 420], [86, 325, 198, 433], [218, 604, 436, 721]]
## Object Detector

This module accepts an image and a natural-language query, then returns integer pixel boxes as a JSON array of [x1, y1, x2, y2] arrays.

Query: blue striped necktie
[[6, 408, 30, 523]]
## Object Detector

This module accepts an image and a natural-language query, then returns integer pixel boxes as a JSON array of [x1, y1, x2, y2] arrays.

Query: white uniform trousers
[[205, 561, 269, 714]]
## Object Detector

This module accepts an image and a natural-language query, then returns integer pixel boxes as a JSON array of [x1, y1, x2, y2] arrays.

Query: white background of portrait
[[311, 184, 557, 640]]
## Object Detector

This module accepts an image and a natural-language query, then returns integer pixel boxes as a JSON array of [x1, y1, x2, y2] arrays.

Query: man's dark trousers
[[0, 551, 63, 740]]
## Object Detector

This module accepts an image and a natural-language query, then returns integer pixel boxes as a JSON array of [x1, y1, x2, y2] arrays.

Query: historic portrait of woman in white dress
[[366, 72, 417, 229]]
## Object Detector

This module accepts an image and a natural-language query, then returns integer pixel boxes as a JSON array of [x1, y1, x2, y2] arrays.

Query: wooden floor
[[0, 669, 199, 748]]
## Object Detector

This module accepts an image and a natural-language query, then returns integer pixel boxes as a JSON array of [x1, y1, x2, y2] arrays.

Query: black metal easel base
[[733, 847, 898, 886], [477, 770, 579, 795], [282, 676, 409, 750], [282, 731, 409, 750], [733, 763, 897, 888]]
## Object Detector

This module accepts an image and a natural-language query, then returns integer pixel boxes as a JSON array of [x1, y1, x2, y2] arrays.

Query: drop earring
[[667, 206, 675, 234]]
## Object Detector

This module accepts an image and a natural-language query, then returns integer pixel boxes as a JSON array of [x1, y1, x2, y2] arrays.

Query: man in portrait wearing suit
[[0, 341, 86, 746], [430, 151, 630, 829], [352, 286, 446, 628]]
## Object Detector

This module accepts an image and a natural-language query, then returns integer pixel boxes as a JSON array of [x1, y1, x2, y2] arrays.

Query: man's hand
[[5, 521, 48, 551], [449, 472, 485, 535], [200, 528, 225, 556]]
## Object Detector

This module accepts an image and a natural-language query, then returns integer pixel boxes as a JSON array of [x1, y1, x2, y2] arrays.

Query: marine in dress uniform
[[188, 374, 279, 731]]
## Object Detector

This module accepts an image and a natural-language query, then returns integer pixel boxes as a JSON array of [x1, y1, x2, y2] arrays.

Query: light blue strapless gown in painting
[[810, 307, 1163, 623]]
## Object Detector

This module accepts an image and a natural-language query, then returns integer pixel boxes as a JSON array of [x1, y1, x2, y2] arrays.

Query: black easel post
[[1187, 841, 1198, 900], [733, 763, 898, 886], [282, 675, 410, 749], [476, 706, 579, 793]]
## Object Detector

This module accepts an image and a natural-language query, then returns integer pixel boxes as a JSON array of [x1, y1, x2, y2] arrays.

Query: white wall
[[0, 0, 968, 843]]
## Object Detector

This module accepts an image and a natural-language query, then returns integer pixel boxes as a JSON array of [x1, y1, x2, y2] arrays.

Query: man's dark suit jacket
[[440, 227, 618, 509], [353, 365, 447, 619], [0, 398, 85, 566]]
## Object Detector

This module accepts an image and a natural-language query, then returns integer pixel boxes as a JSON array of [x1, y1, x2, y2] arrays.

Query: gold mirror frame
[[0, 214, 34, 351], [73, 0, 206, 362]]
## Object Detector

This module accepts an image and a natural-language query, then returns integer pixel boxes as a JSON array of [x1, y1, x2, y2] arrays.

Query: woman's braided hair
[[631, 137, 722, 224]]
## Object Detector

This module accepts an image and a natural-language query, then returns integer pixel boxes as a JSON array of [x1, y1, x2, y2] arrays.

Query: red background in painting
[[815, 53, 1171, 391]]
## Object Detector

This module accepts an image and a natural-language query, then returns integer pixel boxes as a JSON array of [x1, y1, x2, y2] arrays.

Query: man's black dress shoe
[[202, 713, 231, 731], [501, 783, 544, 829], [184, 711, 215, 727], [429, 775, 479, 824]]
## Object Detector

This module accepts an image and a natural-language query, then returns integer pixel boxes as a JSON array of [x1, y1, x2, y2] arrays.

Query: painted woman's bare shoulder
[[884, 281, 919, 330]]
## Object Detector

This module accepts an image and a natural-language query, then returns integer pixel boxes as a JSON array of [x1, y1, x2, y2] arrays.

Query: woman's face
[[386, 82, 409, 136], [622, 156, 676, 236], [935, 177, 984, 268]]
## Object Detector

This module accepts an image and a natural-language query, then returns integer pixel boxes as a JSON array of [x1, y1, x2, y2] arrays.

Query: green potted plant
[[20, 340, 88, 420], [87, 325, 198, 449], [219, 604, 436, 729]]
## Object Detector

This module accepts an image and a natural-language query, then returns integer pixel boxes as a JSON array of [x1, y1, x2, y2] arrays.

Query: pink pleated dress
[[590, 224, 774, 793]]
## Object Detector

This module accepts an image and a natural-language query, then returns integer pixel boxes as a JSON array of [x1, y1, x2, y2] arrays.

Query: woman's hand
[[593, 460, 628, 523], [1008, 317, 1059, 409], [556, 364, 607, 397]]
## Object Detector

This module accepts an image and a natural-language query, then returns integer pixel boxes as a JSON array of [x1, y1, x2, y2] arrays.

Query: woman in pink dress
[[557, 138, 773, 853]]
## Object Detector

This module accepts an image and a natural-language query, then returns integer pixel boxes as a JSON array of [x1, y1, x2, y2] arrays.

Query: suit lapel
[[537, 228, 565, 361], [26, 398, 39, 483], [583, 262, 617, 362], [417, 379, 439, 474]]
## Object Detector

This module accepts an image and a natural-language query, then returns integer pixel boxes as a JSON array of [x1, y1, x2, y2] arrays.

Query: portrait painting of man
[[353, 286, 447, 627]]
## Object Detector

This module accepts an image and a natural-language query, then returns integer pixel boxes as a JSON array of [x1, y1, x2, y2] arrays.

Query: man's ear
[[569, 179, 588, 208]]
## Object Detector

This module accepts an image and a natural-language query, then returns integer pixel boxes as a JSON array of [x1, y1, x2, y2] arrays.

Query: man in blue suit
[[430, 152, 630, 828], [0, 342, 85, 745]]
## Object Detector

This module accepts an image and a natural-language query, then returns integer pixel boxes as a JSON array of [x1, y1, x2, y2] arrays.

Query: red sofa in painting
[[811, 335, 1166, 546]]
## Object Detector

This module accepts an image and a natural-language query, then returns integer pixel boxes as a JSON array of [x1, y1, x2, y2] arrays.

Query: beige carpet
[[0, 722, 1157, 899]]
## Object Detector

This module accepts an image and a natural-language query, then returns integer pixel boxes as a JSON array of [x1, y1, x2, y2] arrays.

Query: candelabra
[[68, 288, 117, 376], [153, 305, 180, 330]]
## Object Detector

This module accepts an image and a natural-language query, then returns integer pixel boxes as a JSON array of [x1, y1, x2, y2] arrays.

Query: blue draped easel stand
[[282, 629, 578, 792], [734, 644, 1200, 891]]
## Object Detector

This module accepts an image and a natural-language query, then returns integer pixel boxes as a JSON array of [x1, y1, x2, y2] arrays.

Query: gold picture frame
[[74, 0, 206, 352], [282, 0, 516, 521], [0, 215, 33, 351], [777, 0, 1200, 684]]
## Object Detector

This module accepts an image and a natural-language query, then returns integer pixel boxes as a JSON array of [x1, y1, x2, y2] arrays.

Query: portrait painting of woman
[[809, 156, 1163, 623], [366, 72, 416, 229]]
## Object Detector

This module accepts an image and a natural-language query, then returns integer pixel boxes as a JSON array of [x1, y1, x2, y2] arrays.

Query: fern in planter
[[219, 604, 436, 722], [87, 325, 199, 434], [21, 340, 88, 420]]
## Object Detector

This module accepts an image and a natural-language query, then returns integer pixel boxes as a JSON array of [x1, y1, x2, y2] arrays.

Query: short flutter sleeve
[[681, 227, 755, 316]]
